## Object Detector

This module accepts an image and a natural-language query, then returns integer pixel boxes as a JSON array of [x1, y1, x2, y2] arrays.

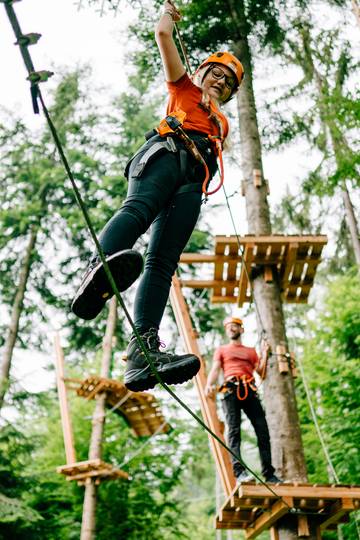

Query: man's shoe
[[236, 471, 254, 483], [124, 328, 200, 392], [265, 474, 283, 484], [71, 249, 143, 320]]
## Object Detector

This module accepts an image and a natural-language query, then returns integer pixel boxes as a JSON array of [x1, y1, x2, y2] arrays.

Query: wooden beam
[[180, 254, 241, 263], [170, 276, 235, 498], [237, 243, 255, 306], [298, 515, 310, 536], [215, 234, 327, 245], [180, 279, 234, 289], [320, 498, 355, 530], [238, 483, 360, 500], [244, 497, 293, 539], [54, 333, 76, 465], [270, 526, 279, 540]]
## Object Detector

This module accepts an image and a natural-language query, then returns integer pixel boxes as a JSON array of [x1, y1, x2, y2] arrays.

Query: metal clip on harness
[[161, 115, 225, 199]]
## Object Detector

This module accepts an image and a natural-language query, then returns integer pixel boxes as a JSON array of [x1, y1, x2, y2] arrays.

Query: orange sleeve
[[166, 73, 193, 94]]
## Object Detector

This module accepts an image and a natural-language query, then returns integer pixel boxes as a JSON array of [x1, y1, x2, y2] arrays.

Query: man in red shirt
[[205, 317, 281, 484]]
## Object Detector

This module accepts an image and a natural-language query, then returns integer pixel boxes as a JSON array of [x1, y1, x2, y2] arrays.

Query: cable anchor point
[[15, 32, 42, 46], [27, 70, 54, 84]]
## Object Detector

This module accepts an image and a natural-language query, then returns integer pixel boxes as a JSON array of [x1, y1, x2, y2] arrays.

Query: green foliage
[[263, 22, 359, 196], [297, 270, 360, 485]]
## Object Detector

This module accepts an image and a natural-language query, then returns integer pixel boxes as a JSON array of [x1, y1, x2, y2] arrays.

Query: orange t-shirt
[[166, 73, 229, 139], [214, 342, 259, 380]]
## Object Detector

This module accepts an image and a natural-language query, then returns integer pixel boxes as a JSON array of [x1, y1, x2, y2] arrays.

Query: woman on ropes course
[[71, 0, 244, 393]]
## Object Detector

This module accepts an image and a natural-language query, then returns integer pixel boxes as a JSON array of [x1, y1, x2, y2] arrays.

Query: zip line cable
[[2, 2, 296, 511]]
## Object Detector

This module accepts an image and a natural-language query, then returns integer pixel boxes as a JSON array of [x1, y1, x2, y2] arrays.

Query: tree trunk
[[230, 2, 316, 538], [341, 185, 360, 266], [352, 0, 360, 27], [80, 297, 117, 540], [0, 225, 38, 410]]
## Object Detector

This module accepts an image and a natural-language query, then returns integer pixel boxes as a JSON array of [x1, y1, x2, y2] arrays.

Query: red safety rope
[[202, 137, 224, 196]]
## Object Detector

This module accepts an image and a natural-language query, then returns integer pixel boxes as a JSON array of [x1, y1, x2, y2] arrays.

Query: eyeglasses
[[210, 66, 236, 90]]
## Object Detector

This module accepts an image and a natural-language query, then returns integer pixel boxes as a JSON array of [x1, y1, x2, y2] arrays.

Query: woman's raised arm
[[155, 0, 186, 82]]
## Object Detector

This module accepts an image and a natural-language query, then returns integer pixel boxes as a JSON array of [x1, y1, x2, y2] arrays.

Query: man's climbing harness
[[219, 375, 257, 401]]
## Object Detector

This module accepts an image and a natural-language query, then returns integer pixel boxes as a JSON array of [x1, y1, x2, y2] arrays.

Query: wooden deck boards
[[215, 481, 360, 537], [70, 376, 170, 438], [57, 459, 128, 485], [179, 235, 327, 306]]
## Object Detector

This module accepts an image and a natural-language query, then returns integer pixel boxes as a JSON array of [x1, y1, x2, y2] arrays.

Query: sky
[[0, 1, 358, 399]]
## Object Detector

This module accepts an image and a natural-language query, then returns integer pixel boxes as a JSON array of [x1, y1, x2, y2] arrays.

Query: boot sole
[[71, 250, 143, 320], [124, 355, 200, 392]]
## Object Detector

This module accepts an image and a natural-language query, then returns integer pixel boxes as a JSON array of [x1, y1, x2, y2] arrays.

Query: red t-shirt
[[214, 342, 259, 380], [166, 73, 229, 139]]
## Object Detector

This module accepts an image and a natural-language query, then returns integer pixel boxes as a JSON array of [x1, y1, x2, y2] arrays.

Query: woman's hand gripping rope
[[163, 0, 181, 21]]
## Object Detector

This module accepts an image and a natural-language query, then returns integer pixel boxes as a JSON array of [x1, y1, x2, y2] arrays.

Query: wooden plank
[[86, 380, 106, 401], [226, 241, 240, 296], [212, 296, 239, 303], [320, 498, 355, 530], [237, 243, 255, 306], [180, 279, 233, 289], [54, 333, 77, 465], [280, 242, 298, 290], [238, 484, 360, 500], [215, 235, 327, 245], [244, 497, 292, 539], [180, 254, 241, 263], [298, 515, 310, 536], [219, 509, 251, 523], [170, 276, 235, 498], [214, 237, 226, 298], [270, 526, 279, 540]]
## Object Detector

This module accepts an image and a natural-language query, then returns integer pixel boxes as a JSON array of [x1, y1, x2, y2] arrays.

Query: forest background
[[0, 0, 359, 539]]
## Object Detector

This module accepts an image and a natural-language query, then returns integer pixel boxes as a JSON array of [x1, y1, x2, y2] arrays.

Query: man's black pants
[[222, 387, 275, 479]]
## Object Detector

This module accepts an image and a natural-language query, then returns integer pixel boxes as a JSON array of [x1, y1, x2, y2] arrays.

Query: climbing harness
[[156, 111, 225, 198], [219, 375, 257, 401]]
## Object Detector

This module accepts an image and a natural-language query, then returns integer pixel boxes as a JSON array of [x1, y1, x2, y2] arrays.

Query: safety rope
[[117, 420, 168, 470], [297, 353, 339, 483], [297, 347, 360, 539], [2, 1, 294, 510], [222, 185, 268, 345]]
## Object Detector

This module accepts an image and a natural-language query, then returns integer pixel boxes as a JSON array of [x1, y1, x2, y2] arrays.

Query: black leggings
[[98, 142, 207, 332]]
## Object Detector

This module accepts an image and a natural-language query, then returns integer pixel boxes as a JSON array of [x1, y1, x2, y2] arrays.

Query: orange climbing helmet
[[197, 51, 244, 92], [223, 316, 243, 328]]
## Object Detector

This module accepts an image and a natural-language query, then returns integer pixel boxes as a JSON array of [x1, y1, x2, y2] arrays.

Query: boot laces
[[142, 328, 164, 351]]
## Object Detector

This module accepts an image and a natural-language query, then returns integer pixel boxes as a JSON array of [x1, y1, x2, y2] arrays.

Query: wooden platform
[[68, 376, 170, 438], [57, 459, 129, 485], [215, 481, 360, 537], [179, 235, 327, 306]]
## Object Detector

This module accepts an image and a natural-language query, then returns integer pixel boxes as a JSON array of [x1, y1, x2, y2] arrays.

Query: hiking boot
[[265, 474, 283, 484], [71, 249, 143, 320], [236, 471, 255, 484], [124, 328, 200, 392]]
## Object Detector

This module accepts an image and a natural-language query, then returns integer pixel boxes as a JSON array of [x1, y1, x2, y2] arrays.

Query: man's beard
[[230, 332, 241, 340]]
